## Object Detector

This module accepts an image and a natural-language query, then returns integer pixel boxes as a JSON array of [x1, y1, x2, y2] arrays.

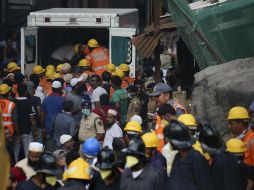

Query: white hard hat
[[130, 115, 142, 125]]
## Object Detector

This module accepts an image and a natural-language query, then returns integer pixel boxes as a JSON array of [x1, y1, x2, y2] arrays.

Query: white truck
[[21, 8, 138, 77]]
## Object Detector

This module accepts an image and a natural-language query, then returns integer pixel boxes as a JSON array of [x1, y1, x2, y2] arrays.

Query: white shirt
[[15, 158, 36, 179], [162, 142, 178, 176], [91, 86, 107, 103], [51, 45, 75, 61], [103, 123, 123, 149]]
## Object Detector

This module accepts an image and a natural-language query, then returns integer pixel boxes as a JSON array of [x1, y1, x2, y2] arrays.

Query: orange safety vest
[[122, 77, 134, 89], [125, 76, 134, 85], [242, 130, 254, 166], [0, 99, 15, 135], [86, 47, 109, 76], [155, 116, 168, 153]]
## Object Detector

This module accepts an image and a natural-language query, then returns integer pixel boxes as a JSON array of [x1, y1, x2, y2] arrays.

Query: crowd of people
[[0, 38, 254, 190]]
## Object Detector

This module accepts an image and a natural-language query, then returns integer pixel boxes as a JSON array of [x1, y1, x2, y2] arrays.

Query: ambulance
[[21, 8, 138, 77]]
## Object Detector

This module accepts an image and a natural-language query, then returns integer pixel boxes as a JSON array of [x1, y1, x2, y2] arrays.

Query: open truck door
[[21, 27, 37, 76], [109, 28, 136, 78]]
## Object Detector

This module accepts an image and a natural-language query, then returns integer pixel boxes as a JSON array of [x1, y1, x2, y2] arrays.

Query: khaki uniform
[[78, 112, 105, 142], [126, 96, 142, 121]]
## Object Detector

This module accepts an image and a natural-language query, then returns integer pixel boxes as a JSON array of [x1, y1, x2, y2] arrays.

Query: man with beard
[[103, 109, 123, 149], [16, 142, 43, 179]]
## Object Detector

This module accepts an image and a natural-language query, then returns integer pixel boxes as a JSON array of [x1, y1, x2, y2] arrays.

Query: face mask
[[125, 155, 139, 168], [99, 170, 112, 180], [45, 176, 57, 186], [82, 108, 91, 116]]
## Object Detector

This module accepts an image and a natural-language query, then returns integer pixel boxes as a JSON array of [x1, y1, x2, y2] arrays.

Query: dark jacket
[[120, 165, 163, 190], [57, 180, 88, 190], [148, 150, 167, 179], [211, 152, 253, 190], [167, 149, 215, 190], [89, 171, 121, 190]]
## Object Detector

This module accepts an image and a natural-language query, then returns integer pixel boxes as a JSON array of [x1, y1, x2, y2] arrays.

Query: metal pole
[[154, 0, 162, 83], [0, 0, 8, 26]]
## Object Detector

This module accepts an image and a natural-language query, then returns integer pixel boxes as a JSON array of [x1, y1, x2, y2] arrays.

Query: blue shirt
[[41, 94, 63, 135]]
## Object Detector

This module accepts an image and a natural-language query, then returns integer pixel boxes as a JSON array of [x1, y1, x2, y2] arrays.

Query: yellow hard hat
[[141, 131, 159, 148], [78, 59, 90, 67], [53, 72, 61, 79], [56, 64, 63, 72], [45, 70, 55, 80], [7, 62, 20, 72], [226, 138, 247, 154], [119, 64, 130, 72], [178, 114, 198, 128], [0, 84, 10, 95], [124, 121, 142, 133], [65, 158, 91, 180], [46, 65, 55, 71], [32, 65, 45, 75], [106, 64, 116, 73], [113, 69, 125, 80], [227, 106, 250, 120], [74, 43, 81, 54], [87, 39, 99, 48]]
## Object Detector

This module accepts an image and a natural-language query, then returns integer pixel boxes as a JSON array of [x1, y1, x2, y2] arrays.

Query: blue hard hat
[[82, 138, 100, 158]]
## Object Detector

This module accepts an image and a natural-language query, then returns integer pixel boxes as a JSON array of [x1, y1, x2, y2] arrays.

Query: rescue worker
[[77, 59, 94, 76], [56, 64, 63, 75], [126, 85, 141, 122], [81, 137, 101, 167], [178, 114, 210, 160], [45, 65, 55, 72], [149, 83, 185, 152], [118, 64, 134, 88], [123, 121, 142, 143], [16, 142, 44, 179], [149, 83, 185, 115], [90, 147, 121, 190], [85, 39, 109, 76], [156, 103, 177, 152], [0, 84, 19, 144], [105, 63, 116, 74], [16, 152, 59, 190], [227, 106, 254, 190], [141, 131, 167, 178], [62, 63, 71, 75], [60, 158, 91, 190], [227, 106, 254, 165], [166, 120, 215, 190], [78, 99, 105, 143], [199, 123, 252, 190], [7, 62, 20, 73], [120, 138, 164, 190], [110, 76, 128, 126], [32, 65, 45, 77]]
